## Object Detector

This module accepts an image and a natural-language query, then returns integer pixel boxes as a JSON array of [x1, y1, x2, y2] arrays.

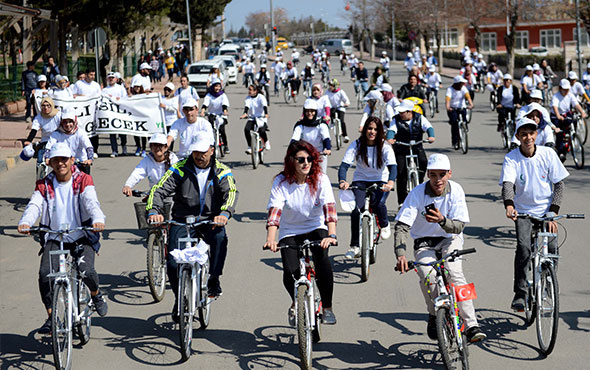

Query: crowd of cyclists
[[14, 39, 584, 365]]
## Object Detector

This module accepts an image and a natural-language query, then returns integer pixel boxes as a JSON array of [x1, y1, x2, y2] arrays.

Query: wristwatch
[[328, 234, 337, 240]]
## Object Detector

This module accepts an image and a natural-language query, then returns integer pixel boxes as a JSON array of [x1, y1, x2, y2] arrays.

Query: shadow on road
[[464, 225, 515, 249], [0, 196, 29, 212], [100, 271, 161, 306], [560, 310, 590, 332], [0, 331, 55, 370], [233, 211, 267, 223], [358, 311, 428, 337]]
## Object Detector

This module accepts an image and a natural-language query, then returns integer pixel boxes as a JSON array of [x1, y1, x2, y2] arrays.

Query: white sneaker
[[245, 147, 252, 154], [93, 153, 98, 159], [265, 141, 271, 150], [381, 223, 391, 240], [343, 136, 350, 143], [344, 246, 360, 259]]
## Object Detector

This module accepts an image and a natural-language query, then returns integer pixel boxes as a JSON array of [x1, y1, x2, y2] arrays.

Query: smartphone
[[425, 203, 436, 214]]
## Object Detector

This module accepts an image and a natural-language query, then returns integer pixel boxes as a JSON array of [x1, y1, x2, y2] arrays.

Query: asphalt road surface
[[1, 55, 590, 370]]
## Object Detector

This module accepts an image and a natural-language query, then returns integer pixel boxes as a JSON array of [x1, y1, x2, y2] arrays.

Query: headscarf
[[58, 115, 79, 135], [208, 82, 225, 98], [40, 96, 59, 119]]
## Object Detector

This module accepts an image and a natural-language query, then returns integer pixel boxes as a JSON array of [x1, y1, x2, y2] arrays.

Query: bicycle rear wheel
[[312, 280, 321, 343], [430, 97, 436, 118], [370, 218, 379, 265], [75, 281, 92, 345], [436, 307, 462, 370], [198, 264, 211, 328], [52, 283, 73, 370], [524, 261, 537, 326], [577, 117, 587, 144], [357, 93, 362, 110], [490, 93, 496, 111], [146, 231, 166, 302], [334, 119, 342, 150], [251, 132, 259, 169], [571, 135, 585, 169], [459, 122, 469, 154], [536, 263, 559, 356], [179, 268, 193, 362], [283, 86, 290, 104], [360, 216, 371, 282], [296, 285, 313, 370]]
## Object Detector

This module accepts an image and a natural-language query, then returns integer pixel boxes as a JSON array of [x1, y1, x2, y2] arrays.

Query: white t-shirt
[[570, 81, 586, 98], [272, 61, 285, 76], [202, 93, 229, 115], [168, 117, 214, 158], [487, 70, 503, 85], [341, 140, 396, 182], [326, 89, 350, 112], [51, 177, 83, 242], [551, 92, 578, 115], [395, 180, 470, 240], [124, 152, 179, 189], [131, 73, 151, 91], [195, 167, 211, 205], [161, 96, 180, 127], [500, 86, 515, 108], [32, 112, 62, 143], [500, 145, 569, 216], [242, 63, 255, 74], [267, 173, 335, 241], [72, 80, 101, 97], [245, 94, 268, 118], [46, 130, 92, 162], [51, 87, 73, 100], [380, 57, 390, 70], [521, 74, 542, 91], [292, 51, 300, 60], [291, 123, 331, 152], [446, 86, 469, 109], [426, 73, 442, 89], [582, 71, 590, 87], [102, 84, 128, 99], [176, 86, 200, 114], [306, 96, 331, 119], [207, 73, 225, 85], [282, 67, 298, 79]]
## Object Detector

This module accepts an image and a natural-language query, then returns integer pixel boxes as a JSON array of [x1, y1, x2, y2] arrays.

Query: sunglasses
[[295, 156, 313, 164]]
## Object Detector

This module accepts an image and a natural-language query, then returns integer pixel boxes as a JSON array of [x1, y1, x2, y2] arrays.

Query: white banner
[[53, 95, 100, 137]]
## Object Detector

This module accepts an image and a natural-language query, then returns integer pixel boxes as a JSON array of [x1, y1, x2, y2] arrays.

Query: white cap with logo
[[188, 131, 215, 152], [559, 79, 571, 89], [148, 133, 168, 145], [427, 153, 451, 171], [515, 117, 538, 133], [140, 62, 152, 70], [396, 99, 415, 113], [182, 98, 199, 108], [49, 142, 73, 159], [529, 89, 543, 100]]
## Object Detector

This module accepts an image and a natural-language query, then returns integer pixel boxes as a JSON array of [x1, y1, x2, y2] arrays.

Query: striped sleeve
[[323, 203, 338, 224], [216, 160, 238, 218]]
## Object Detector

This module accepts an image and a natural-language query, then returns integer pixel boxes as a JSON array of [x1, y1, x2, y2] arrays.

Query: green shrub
[[487, 53, 565, 71]]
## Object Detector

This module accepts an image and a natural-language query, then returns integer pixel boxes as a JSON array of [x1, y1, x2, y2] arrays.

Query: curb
[[0, 154, 21, 174]]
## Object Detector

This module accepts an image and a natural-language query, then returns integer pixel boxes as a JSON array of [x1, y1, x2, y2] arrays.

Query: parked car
[[218, 44, 241, 61], [529, 46, 548, 57], [213, 55, 238, 84], [276, 37, 289, 50], [319, 39, 353, 55], [187, 59, 226, 97]]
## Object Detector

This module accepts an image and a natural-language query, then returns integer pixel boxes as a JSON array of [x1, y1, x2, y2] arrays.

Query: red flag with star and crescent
[[454, 283, 477, 302]]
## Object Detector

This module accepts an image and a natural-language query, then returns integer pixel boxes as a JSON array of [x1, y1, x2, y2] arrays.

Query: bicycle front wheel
[[296, 285, 313, 370], [198, 264, 211, 328], [179, 268, 193, 362], [283, 86, 290, 104], [75, 281, 92, 345], [490, 93, 496, 111], [436, 307, 462, 370], [571, 135, 585, 169], [577, 116, 588, 144], [251, 132, 259, 169], [466, 108, 472, 123], [357, 93, 362, 110], [430, 98, 436, 119], [360, 216, 371, 282], [52, 283, 73, 370], [459, 122, 469, 154], [524, 261, 537, 326], [334, 119, 342, 150], [536, 263, 559, 356], [147, 231, 166, 302]]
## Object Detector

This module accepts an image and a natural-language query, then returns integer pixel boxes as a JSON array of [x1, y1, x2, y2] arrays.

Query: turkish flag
[[454, 283, 477, 302]]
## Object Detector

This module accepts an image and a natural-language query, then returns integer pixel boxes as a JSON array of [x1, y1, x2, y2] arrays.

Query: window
[[428, 28, 458, 48], [540, 29, 561, 48], [515, 30, 529, 50], [481, 32, 497, 52], [573, 27, 590, 47]]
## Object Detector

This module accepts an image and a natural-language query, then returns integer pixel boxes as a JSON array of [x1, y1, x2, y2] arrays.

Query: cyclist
[[175, 75, 200, 116], [167, 98, 214, 159], [521, 65, 543, 104], [291, 100, 332, 174], [370, 65, 388, 91], [394, 153, 486, 343], [339, 50, 348, 72], [359, 90, 395, 131], [386, 99, 435, 206], [147, 131, 238, 321], [381, 83, 400, 112], [200, 78, 231, 154], [474, 54, 487, 89], [18, 142, 108, 333], [582, 63, 590, 95], [255, 64, 271, 100], [462, 65, 477, 102], [241, 84, 270, 154], [425, 66, 442, 113], [292, 48, 300, 65], [24, 96, 61, 163], [326, 79, 351, 144], [486, 63, 503, 90], [122, 133, 178, 197], [306, 83, 332, 122], [160, 82, 181, 151], [300, 62, 315, 96], [258, 50, 268, 65], [404, 52, 415, 72], [398, 74, 428, 103], [264, 140, 338, 325], [500, 117, 569, 311], [339, 116, 396, 259], [319, 55, 331, 83], [242, 59, 256, 87], [348, 53, 359, 79], [495, 73, 521, 132], [380, 51, 391, 77], [567, 71, 590, 108], [282, 61, 300, 96], [511, 103, 555, 149], [353, 61, 369, 96], [271, 57, 286, 95], [446, 76, 473, 150], [44, 108, 93, 173], [427, 50, 438, 67], [550, 79, 587, 161]]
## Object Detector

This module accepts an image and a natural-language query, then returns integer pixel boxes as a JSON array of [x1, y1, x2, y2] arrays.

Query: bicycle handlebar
[[394, 140, 432, 146], [24, 226, 98, 235], [516, 213, 585, 222], [132, 190, 148, 197], [395, 248, 476, 271], [148, 219, 216, 227], [263, 239, 338, 251]]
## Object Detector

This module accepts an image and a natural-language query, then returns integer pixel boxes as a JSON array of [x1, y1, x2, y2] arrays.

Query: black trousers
[[447, 109, 467, 146], [394, 143, 427, 205], [109, 134, 127, 153], [330, 109, 348, 136], [134, 136, 147, 151], [279, 229, 334, 307], [497, 107, 516, 126], [244, 119, 268, 146]]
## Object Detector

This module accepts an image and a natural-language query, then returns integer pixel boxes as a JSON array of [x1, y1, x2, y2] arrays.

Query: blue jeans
[[354, 80, 369, 95]]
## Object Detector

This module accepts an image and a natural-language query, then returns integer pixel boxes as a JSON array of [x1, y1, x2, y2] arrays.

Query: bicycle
[[396, 248, 477, 370], [558, 113, 585, 169], [489, 88, 497, 111], [302, 78, 313, 98], [207, 113, 227, 158], [283, 79, 297, 104], [574, 104, 588, 144], [516, 213, 585, 356], [263, 239, 337, 370], [330, 112, 344, 150], [26, 225, 98, 370], [428, 89, 437, 119], [452, 108, 469, 154], [500, 109, 515, 151], [465, 99, 473, 124], [33, 142, 52, 180], [543, 81, 554, 107], [131, 190, 168, 302], [245, 116, 266, 169], [395, 140, 430, 194]]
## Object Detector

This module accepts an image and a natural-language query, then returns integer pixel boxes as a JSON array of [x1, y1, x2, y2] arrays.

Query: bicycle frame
[[396, 140, 429, 192], [294, 247, 320, 337]]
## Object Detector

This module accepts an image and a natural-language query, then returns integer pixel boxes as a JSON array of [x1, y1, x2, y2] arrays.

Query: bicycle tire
[[409, 169, 419, 192], [536, 263, 559, 356], [360, 216, 371, 282], [312, 281, 321, 343], [52, 283, 73, 370], [461, 329, 470, 370], [283, 85, 290, 104], [571, 135, 585, 169], [490, 93, 496, 111], [259, 144, 265, 164], [357, 93, 362, 110], [370, 217, 378, 265], [75, 281, 92, 345], [430, 98, 435, 119], [334, 119, 342, 150], [576, 117, 588, 144], [251, 132, 259, 169], [460, 121, 469, 154], [297, 285, 313, 370], [436, 307, 462, 370], [466, 108, 472, 123], [179, 268, 193, 362], [146, 231, 166, 302], [198, 264, 211, 328]]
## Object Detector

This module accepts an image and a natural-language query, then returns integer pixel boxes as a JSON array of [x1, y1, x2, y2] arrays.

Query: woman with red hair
[[264, 140, 338, 325]]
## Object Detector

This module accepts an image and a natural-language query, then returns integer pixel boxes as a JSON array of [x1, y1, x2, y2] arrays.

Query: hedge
[[442, 50, 565, 72]]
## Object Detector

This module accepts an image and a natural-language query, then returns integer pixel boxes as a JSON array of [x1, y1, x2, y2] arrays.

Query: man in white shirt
[[380, 51, 390, 78], [167, 98, 214, 159], [394, 153, 486, 344], [271, 58, 286, 95], [103, 71, 130, 157], [175, 75, 199, 117], [500, 117, 569, 311], [131, 62, 153, 92], [72, 69, 101, 97], [242, 59, 256, 87]]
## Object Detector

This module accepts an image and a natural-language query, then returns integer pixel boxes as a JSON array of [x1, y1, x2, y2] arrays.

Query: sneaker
[[465, 326, 487, 343], [38, 317, 52, 334], [109, 152, 118, 158], [511, 293, 526, 312], [91, 292, 108, 317], [344, 246, 360, 259], [26, 116, 32, 123], [207, 276, 223, 297], [171, 301, 179, 323], [427, 315, 437, 340], [265, 141, 271, 150], [245, 147, 252, 154], [453, 143, 460, 150], [288, 306, 296, 326], [343, 136, 350, 143], [322, 308, 337, 325], [134, 148, 141, 156], [224, 146, 230, 154], [380, 223, 391, 240], [141, 150, 147, 157], [93, 153, 98, 159]]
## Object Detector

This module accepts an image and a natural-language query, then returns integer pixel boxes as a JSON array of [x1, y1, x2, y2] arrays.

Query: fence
[[290, 31, 349, 45]]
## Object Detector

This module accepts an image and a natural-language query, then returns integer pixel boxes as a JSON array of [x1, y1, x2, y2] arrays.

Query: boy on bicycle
[[18, 143, 107, 334], [394, 153, 486, 343], [500, 117, 569, 311]]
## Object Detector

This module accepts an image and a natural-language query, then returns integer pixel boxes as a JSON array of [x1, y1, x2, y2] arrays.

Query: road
[[1, 55, 590, 370]]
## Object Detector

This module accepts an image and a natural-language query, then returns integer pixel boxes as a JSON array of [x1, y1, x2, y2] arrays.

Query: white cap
[[428, 50, 433, 55], [182, 97, 199, 108], [568, 71, 579, 80], [210, 77, 221, 85], [415, 46, 420, 51], [20, 143, 35, 161], [427, 153, 451, 170], [49, 142, 73, 159], [131, 76, 144, 87], [407, 52, 412, 57], [37, 75, 47, 82], [364, 90, 383, 101], [429, 65, 436, 72], [188, 131, 215, 152], [525, 65, 533, 71], [559, 79, 571, 89], [515, 117, 538, 133], [465, 58, 473, 64], [61, 107, 76, 120], [260, 64, 267, 69], [397, 99, 415, 113], [587, 62, 590, 69], [529, 89, 543, 100], [306, 62, 312, 67], [503, 73, 512, 80], [114, 72, 122, 79], [148, 50, 152, 54], [107, 71, 116, 78], [140, 62, 152, 70], [526, 102, 545, 116], [303, 99, 318, 110], [453, 75, 467, 84], [382, 51, 387, 55], [56, 75, 69, 82], [533, 63, 541, 70], [148, 133, 168, 145], [381, 83, 392, 92], [164, 82, 175, 90]]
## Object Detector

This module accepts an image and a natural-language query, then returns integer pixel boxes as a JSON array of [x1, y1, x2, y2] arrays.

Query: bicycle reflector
[[454, 283, 477, 302]]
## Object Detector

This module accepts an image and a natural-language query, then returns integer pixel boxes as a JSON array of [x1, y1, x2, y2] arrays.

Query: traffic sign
[[87, 27, 107, 48]]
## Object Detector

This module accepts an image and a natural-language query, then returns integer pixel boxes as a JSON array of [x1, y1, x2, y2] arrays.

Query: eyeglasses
[[295, 156, 312, 164], [41, 104, 51, 108]]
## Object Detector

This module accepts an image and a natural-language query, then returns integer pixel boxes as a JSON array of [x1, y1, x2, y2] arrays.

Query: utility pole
[[270, 0, 276, 56], [576, 0, 583, 78], [185, 0, 194, 62], [391, 3, 396, 61]]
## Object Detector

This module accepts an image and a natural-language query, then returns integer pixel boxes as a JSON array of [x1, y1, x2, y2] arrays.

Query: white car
[[187, 60, 227, 97], [213, 56, 238, 84]]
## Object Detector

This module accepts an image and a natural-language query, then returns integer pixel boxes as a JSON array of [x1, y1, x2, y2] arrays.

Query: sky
[[223, 0, 350, 31]]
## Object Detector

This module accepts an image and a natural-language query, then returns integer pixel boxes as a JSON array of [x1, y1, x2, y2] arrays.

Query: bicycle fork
[[294, 258, 317, 333]]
